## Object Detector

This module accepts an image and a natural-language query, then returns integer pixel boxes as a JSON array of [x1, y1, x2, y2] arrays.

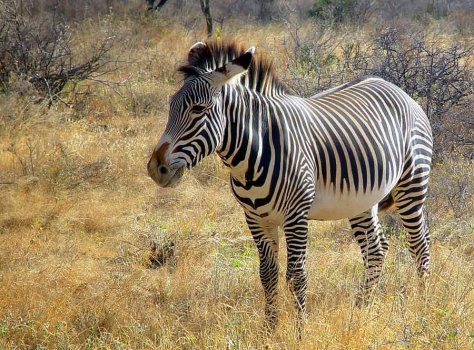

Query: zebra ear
[[209, 47, 255, 88], [188, 41, 208, 64]]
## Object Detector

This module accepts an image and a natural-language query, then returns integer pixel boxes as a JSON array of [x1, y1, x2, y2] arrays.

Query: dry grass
[[1, 13, 474, 350]]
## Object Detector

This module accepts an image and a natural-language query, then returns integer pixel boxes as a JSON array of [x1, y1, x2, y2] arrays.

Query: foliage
[[283, 23, 473, 156], [429, 154, 474, 220], [368, 28, 473, 124], [308, 0, 373, 24], [0, 0, 115, 105], [309, 0, 352, 23]]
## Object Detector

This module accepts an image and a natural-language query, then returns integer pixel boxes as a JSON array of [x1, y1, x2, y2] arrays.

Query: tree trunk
[[199, 0, 213, 37], [146, 0, 169, 12]]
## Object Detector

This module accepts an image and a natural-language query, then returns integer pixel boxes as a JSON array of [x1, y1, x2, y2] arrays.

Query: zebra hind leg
[[392, 150, 431, 282], [349, 205, 387, 306], [394, 193, 430, 280]]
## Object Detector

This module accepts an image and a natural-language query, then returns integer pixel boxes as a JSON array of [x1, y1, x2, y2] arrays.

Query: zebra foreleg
[[283, 215, 309, 336], [246, 213, 280, 332], [349, 206, 387, 306]]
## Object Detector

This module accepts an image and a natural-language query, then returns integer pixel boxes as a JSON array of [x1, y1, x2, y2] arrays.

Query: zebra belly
[[307, 184, 393, 220]]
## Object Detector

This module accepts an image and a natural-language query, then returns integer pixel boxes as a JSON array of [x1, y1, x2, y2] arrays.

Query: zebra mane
[[178, 40, 288, 96]]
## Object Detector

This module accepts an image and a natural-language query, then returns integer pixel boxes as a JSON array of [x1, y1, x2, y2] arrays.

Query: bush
[[283, 20, 349, 96], [367, 28, 473, 156], [0, 0, 114, 105], [308, 0, 373, 24], [428, 153, 474, 223], [284, 25, 473, 156], [309, 0, 351, 23], [368, 29, 473, 124]]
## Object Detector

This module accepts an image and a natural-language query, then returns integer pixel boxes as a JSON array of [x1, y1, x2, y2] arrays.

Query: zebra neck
[[217, 86, 274, 186]]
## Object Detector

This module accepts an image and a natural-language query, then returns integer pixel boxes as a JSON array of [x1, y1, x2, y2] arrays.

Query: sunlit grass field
[[1, 14, 473, 349]]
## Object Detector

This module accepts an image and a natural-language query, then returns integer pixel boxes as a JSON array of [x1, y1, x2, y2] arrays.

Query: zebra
[[147, 40, 433, 331]]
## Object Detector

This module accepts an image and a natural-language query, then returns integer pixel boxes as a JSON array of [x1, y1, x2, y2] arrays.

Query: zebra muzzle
[[147, 156, 185, 188]]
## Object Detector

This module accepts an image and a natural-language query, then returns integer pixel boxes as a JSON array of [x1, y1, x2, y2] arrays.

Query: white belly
[[308, 184, 393, 220]]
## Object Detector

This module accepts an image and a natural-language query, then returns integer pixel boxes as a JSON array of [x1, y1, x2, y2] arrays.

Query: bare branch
[[0, 1, 117, 106]]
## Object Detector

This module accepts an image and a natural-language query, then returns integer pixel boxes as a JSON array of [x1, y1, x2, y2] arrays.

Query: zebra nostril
[[159, 165, 168, 175]]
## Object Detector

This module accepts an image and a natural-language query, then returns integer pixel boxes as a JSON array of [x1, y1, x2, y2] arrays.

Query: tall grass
[[0, 9, 473, 350]]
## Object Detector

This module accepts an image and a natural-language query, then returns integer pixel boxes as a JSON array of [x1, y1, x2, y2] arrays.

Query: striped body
[[220, 78, 431, 222], [147, 42, 432, 333]]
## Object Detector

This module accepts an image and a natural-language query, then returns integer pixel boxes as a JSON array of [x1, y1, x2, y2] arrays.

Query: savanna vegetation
[[0, 0, 473, 348]]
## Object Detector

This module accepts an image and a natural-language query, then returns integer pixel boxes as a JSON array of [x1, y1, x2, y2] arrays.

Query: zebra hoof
[[355, 289, 372, 308], [263, 309, 278, 335], [417, 271, 430, 294]]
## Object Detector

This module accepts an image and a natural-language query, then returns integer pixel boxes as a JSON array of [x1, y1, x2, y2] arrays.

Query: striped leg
[[245, 213, 280, 331], [379, 229, 390, 255], [350, 205, 387, 304], [393, 151, 431, 279], [283, 214, 309, 335], [394, 193, 430, 278]]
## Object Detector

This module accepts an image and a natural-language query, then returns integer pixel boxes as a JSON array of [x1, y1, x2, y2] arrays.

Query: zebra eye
[[190, 105, 206, 114]]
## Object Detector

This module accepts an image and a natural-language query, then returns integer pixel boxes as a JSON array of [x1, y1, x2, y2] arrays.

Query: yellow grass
[[1, 15, 473, 350]]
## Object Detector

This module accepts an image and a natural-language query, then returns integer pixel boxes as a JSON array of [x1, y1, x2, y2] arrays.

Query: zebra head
[[148, 42, 255, 187]]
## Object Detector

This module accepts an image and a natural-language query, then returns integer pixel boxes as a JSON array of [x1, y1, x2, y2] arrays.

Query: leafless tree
[[368, 28, 473, 130], [283, 22, 473, 157], [0, 0, 116, 106]]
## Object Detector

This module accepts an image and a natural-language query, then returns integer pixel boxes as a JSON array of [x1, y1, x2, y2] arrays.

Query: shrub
[[429, 154, 474, 220], [308, 0, 373, 24], [283, 25, 473, 156], [368, 28, 473, 125], [367, 28, 473, 156], [0, 0, 114, 105], [309, 0, 351, 23]]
